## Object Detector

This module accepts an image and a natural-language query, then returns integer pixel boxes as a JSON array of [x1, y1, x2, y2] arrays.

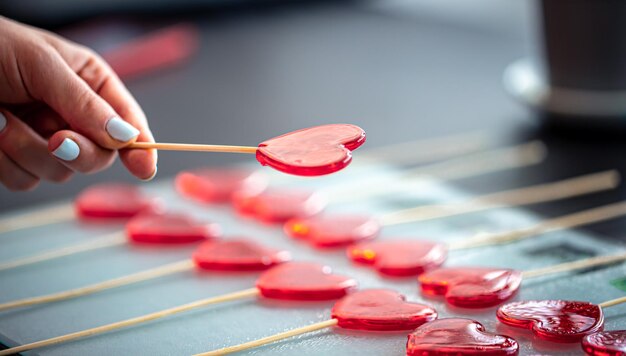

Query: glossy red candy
[[256, 124, 366, 176], [126, 213, 221, 244], [418, 267, 522, 308], [232, 189, 326, 224], [256, 262, 357, 300], [75, 183, 161, 219], [192, 239, 291, 271], [285, 215, 380, 248], [497, 300, 604, 343], [331, 289, 437, 331], [582, 330, 626, 356], [406, 318, 519, 356], [348, 240, 446, 276], [175, 168, 267, 204]]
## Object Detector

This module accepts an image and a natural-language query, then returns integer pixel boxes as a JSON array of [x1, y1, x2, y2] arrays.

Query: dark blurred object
[[504, 0, 626, 127]]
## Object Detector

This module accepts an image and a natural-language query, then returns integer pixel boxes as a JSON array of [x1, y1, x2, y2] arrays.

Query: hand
[[0, 17, 157, 191]]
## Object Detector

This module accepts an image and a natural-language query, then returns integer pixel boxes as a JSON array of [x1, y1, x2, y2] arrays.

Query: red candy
[[285, 215, 380, 248], [192, 240, 291, 271], [331, 289, 437, 331], [582, 330, 626, 356], [256, 262, 357, 300], [175, 168, 267, 204], [126, 213, 221, 244], [75, 183, 161, 219], [418, 267, 522, 308], [256, 124, 366, 176], [406, 318, 519, 356], [348, 240, 446, 276], [232, 189, 326, 224], [497, 300, 604, 343]]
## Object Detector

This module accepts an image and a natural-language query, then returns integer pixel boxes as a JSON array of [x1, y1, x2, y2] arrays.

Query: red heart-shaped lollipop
[[285, 215, 380, 248], [496, 300, 604, 343], [256, 124, 366, 176], [75, 183, 161, 219], [418, 267, 522, 308], [232, 189, 327, 224], [331, 289, 437, 331], [406, 318, 519, 356], [256, 262, 357, 300], [126, 213, 221, 244], [582, 330, 626, 356], [175, 168, 267, 204], [348, 240, 447, 276], [192, 239, 291, 271]]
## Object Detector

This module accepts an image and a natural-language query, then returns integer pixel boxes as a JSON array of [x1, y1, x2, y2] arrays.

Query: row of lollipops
[[1, 165, 625, 355]]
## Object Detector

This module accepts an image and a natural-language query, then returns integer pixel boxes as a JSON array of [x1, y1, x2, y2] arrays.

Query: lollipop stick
[[0, 259, 195, 312], [599, 296, 626, 308], [129, 142, 257, 154], [0, 288, 260, 356], [0, 202, 74, 235], [522, 251, 626, 279], [0, 232, 126, 272], [196, 319, 338, 356]]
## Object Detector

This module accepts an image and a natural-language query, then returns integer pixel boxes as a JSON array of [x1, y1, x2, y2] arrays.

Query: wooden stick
[[128, 142, 257, 154], [0, 202, 75, 235], [0, 288, 260, 356], [380, 170, 619, 226], [449, 201, 626, 250], [196, 318, 339, 356], [522, 252, 626, 279], [0, 259, 195, 312], [0, 232, 127, 272], [599, 296, 626, 309]]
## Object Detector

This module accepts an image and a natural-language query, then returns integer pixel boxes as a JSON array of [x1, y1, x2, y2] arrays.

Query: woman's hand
[[0, 17, 157, 191]]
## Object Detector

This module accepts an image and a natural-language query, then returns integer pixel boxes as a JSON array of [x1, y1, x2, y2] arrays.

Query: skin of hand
[[0, 16, 158, 191]]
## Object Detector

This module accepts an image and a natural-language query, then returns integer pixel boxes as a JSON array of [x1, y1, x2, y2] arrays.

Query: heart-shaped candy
[[496, 300, 604, 343], [126, 213, 221, 244], [284, 215, 380, 248], [418, 267, 522, 308], [75, 183, 161, 219], [406, 318, 519, 356], [256, 124, 366, 176], [192, 239, 291, 271], [232, 189, 327, 224], [331, 289, 437, 331], [256, 262, 357, 300], [348, 240, 447, 276], [175, 168, 267, 204], [582, 330, 626, 356]]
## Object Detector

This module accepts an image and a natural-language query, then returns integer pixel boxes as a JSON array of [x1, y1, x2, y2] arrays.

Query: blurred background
[[1, 0, 625, 234]]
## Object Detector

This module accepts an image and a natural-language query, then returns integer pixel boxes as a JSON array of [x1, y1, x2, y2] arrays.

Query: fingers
[[48, 130, 117, 174], [0, 151, 39, 191], [0, 111, 73, 184]]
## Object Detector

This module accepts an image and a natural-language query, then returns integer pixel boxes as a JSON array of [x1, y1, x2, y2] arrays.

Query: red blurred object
[[406, 318, 519, 356], [232, 189, 326, 224], [192, 239, 291, 271], [126, 213, 221, 244], [103, 23, 199, 80], [497, 300, 604, 343], [582, 330, 626, 356], [175, 168, 267, 204], [74, 183, 161, 220], [256, 124, 366, 176], [256, 262, 357, 301], [284, 214, 379, 248], [348, 240, 446, 276], [331, 289, 437, 331], [419, 267, 521, 308]]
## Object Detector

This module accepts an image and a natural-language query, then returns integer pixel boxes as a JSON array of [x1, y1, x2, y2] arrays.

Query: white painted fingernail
[[0, 112, 6, 132], [106, 116, 140, 142], [142, 165, 158, 182], [52, 138, 80, 161]]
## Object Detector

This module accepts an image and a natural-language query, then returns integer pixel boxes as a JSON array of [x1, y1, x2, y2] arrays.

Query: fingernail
[[142, 165, 158, 182], [106, 116, 140, 142], [52, 138, 80, 161], [0, 112, 6, 132]]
